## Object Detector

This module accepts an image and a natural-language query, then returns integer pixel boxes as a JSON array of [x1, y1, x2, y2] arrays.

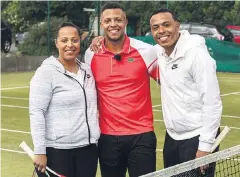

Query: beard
[[105, 32, 125, 42]]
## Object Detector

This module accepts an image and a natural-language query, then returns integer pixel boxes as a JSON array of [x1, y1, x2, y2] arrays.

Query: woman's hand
[[33, 154, 47, 173]]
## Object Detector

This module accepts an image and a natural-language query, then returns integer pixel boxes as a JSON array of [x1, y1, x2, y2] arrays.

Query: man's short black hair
[[150, 9, 178, 22], [56, 22, 81, 39], [101, 2, 125, 14]]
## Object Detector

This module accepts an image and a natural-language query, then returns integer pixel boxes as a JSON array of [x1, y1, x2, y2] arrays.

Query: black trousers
[[98, 131, 157, 177], [36, 144, 98, 177], [163, 128, 220, 177]]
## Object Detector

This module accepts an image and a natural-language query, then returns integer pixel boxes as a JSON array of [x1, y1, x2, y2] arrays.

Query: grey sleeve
[[29, 67, 53, 154]]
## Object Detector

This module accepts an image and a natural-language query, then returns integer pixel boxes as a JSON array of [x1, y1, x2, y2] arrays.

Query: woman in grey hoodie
[[29, 22, 100, 177]]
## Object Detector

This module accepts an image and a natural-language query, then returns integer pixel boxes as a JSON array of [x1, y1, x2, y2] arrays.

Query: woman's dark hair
[[56, 22, 81, 39]]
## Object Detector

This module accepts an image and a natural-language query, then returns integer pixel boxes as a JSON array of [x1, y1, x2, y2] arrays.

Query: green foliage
[[121, 1, 167, 34], [1, 1, 47, 33], [168, 1, 237, 27], [224, 1, 240, 25], [1, 1, 94, 33], [50, 1, 94, 28], [119, 1, 239, 34], [18, 17, 68, 56], [1, 1, 94, 56]]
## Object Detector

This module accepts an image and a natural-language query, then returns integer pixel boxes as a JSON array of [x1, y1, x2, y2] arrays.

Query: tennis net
[[140, 145, 240, 177]]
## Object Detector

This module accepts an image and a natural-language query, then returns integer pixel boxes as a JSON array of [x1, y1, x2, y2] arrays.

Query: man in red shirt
[[85, 2, 159, 177]]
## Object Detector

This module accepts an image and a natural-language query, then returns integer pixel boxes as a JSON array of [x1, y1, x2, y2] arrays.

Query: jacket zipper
[[64, 70, 91, 145], [82, 70, 91, 144]]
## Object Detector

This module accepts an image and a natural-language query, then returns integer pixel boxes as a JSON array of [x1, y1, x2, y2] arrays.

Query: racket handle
[[211, 126, 231, 153], [19, 142, 51, 177], [19, 141, 34, 159], [19, 142, 63, 177]]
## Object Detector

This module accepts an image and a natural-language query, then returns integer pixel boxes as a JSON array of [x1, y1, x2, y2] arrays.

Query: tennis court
[[1, 71, 240, 177]]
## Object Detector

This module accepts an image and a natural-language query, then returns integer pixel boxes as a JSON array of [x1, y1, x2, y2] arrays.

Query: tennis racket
[[198, 126, 231, 176], [211, 126, 231, 152], [19, 141, 66, 177]]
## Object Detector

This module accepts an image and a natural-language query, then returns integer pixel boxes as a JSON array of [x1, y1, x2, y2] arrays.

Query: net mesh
[[140, 145, 240, 177]]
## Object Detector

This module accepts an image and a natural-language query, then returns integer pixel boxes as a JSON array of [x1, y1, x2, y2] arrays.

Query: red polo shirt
[[85, 36, 158, 135]]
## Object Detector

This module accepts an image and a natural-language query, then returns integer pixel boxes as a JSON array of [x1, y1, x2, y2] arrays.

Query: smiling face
[[150, 12, 180, 52], [55, 26, 80, 61], [100, 8, 127, 42]]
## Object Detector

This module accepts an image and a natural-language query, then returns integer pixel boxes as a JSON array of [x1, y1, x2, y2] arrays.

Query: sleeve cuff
[[198, 141, 213, 152], [34, 146, 46, 154]]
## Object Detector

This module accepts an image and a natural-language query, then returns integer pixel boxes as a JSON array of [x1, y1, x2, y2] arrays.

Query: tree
[[224, 1, 240, 25], [1, 1, 94, 33], [50, 1, 94, 28], [121, 1, 167, 34], [168, 1, 237, 27], [1, 1, 47, 33], [18, 16, 68, 56]]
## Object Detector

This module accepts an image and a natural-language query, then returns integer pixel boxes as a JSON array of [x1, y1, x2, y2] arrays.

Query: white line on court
[[153, 109, 162, 112], [1, 104, 28, 109], [220, 92, 240, 96], [154, 119, 164, 122], [1, 96, 29, 100], [1, 86, 29, 90], [0, 148, 27, 154], [219, 79, 240, 83], [222, 115, 240, 119], [225, 126, 240, 130], [152, 104, 161, 108], [1, 128, 31, 134]]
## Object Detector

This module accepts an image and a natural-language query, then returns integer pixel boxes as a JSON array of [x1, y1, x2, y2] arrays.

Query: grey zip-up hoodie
[[29, 56, 100, 154]]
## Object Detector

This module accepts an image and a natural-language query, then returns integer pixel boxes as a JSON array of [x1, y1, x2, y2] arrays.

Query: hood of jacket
[[172, 30, 208, 60], [41, 56, 81, 73]]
